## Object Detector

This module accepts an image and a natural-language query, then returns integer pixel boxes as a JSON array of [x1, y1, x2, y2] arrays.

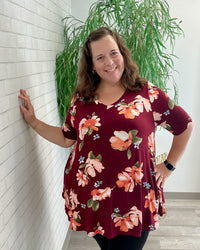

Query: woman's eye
[[111, 51, 118, 56]]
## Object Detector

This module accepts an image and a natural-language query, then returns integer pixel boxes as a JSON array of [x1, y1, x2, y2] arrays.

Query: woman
[[19, 27, 194, 250]]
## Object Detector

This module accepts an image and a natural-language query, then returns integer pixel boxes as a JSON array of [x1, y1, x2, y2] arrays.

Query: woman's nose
[[104, 56, 113, 66]]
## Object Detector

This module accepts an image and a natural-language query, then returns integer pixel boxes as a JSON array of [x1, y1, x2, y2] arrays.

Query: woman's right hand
[[18, 89, 38, 128]]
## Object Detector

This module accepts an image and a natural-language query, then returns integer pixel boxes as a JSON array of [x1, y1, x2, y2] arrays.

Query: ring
[[160, 176, 164, 178]]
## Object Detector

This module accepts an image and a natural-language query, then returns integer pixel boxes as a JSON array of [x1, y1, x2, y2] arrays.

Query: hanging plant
[[55, 0, 183, 122]]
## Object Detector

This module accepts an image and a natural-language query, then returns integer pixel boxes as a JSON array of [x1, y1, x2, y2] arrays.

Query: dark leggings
[[93, 231, 149, 250]]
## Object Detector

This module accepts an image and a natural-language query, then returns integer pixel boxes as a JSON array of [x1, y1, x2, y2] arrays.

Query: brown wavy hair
[[74, 27, 147, 103]]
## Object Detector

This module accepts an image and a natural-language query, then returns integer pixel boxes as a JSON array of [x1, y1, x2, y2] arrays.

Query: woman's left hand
[[154, 162, 172, 188]]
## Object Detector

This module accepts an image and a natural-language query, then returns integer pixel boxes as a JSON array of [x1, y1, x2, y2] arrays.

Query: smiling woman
[[19, 26, 194, 250]]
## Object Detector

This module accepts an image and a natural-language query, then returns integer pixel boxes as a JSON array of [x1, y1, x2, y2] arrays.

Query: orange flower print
[[116, 171, 134, 192], [88, 223, 105, 237], [91, 187, 112, 201], [85, 158, 104, 177], [113, 206, 142, 232], [144, 189, 157, 213], [148, 132, 155, 155], [87, 187, 113, 211], [110, 130, 133, 151], [118, 102, 140, 119], [114, 216, 134, 232], [148, 87, 159, 103], [68, 210, 81, 231], [79, 113, 101, 140], [125, 165, 144, 184], [76, 170, 89, 187], [116, 162, 144, 192]]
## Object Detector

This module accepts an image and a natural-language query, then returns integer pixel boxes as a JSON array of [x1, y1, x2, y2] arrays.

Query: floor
[[63, 199, 200, 250]]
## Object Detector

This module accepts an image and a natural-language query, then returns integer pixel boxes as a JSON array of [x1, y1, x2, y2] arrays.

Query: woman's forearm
[[31, 118, 75, 148], [167, 121, 194, 166]]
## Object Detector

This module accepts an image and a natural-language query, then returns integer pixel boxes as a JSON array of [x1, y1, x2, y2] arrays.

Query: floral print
[[88, 222, 105, 237], [110, 130, 142, 159], [116, 162, 144, 192], [117, 95, 151, 119], [76, 151, 104, 187], [79, 113, 101, 151], [79, 113, 101, 140], [144, 189, 157, 213], [113, 206, 142, 232], [148, 132, 155, 156], [68, 210, 81, 230], [62, 82, 192, 239], [87, 187, 113, 212]]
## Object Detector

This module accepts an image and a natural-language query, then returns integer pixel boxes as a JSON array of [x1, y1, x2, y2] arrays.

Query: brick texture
[[0, 0, 71, 249]]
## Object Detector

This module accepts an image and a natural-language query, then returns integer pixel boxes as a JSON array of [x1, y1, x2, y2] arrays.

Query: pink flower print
[[129, 206, 142, 226], [76, 170, 89, 187], [64, 189, 80, 210], [135, 95, 151, 113], [154, 214, 159, 229], [63, 190, 70, 208], [85, 158, 104, 177], [153, 112, 162, 121], [116, 171, 134, 192], [69, 190, 80, 210]]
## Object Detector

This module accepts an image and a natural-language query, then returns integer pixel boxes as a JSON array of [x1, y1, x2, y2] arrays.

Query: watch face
[[164, 160, 175, 171]]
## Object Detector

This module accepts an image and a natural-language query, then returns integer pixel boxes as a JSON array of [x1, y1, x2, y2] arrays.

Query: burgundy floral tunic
[[62, 82, 192, 239]]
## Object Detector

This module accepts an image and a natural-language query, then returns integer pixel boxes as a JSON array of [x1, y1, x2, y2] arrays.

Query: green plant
[[55, 0, 183, 122]]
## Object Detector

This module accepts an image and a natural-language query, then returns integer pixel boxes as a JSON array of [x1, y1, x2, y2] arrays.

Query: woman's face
[[90, 35, 124, 86]]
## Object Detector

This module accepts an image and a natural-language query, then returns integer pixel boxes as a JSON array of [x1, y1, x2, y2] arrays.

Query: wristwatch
[[164, 160, 176, 171]]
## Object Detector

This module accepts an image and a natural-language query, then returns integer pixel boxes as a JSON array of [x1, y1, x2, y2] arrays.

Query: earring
[[92, 69, 96, 74]]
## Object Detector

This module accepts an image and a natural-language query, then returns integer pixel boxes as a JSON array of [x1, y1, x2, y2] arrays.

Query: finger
[[156, 175, 164, 187], [161, 178, 166, 188]]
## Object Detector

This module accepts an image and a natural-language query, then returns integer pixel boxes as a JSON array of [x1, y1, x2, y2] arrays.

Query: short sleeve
[[62, 102, 77, 140], [149, 85, 192, 135]]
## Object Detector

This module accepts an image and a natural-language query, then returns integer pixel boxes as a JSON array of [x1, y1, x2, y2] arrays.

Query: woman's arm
[[155, 121, 194, 187], [19, 89, 76, 148]]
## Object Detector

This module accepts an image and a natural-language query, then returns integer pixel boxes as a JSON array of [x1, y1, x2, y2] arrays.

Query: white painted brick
[[0, 31, 16, 48], [0, 112, 9, 130], [0, 81, 6, 97], [0, 144, 10, 165], [11, 19, 28, 36], [0, 0, 71, 249], [0, 15, 12, 33]]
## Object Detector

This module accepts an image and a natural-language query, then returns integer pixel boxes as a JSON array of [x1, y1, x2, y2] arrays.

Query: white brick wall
[[0, 0, 72, 249]]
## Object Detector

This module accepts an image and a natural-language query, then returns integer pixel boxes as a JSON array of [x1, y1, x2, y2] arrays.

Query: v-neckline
[[96, 89, 127, 107]]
